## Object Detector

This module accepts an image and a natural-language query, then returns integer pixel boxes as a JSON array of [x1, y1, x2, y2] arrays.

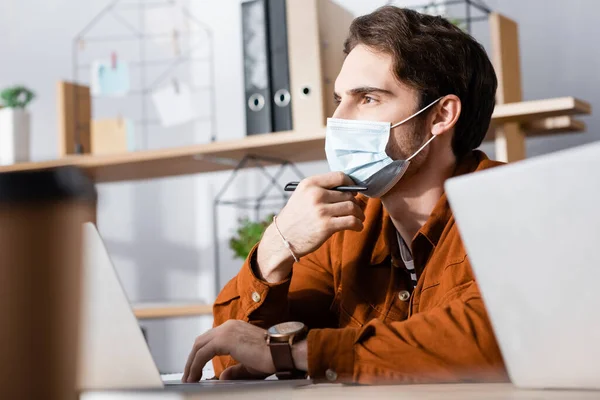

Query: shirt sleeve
[[306, 280, 508, 384], [212, 236, 339, 376]]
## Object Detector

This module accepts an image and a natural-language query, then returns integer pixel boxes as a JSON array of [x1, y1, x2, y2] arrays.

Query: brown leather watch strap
[[269, 341, 295, 372], [268, 342, 306, 380]]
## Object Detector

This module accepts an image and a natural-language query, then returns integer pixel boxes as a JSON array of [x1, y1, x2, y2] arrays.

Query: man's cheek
[[385, 136, 409, 160]]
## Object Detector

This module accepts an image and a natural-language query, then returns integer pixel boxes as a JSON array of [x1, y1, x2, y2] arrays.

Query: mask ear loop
[[407, 135, 437, 162], [390, 96, 443, 162], [391, 97, 443, 129]]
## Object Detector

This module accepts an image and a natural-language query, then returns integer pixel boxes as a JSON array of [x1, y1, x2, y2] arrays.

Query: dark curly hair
[[344, 6, 497, 159]]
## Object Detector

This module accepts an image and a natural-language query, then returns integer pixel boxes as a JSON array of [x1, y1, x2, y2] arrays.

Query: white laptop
[[444, 141, 600, 390], [79, 222, 311, 391]]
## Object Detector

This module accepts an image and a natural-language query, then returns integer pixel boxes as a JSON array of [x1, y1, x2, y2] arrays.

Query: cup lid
[[0, 166, 97, 203]]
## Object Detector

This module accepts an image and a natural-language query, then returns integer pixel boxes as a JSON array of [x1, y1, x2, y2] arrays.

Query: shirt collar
[[416, 150, 499, 249], [369, 205, 397, 266], [368, 150, 502, 267]]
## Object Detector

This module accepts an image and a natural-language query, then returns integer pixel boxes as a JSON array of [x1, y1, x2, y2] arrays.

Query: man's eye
[[333, 97, 341, 105], [363, 95, 376, 104]]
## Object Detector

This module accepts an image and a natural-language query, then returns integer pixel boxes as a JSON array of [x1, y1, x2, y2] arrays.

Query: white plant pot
[[0, 107, 30, 165]]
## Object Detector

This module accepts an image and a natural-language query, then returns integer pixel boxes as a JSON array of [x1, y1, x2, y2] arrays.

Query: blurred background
[[0, 0, 597, 373]]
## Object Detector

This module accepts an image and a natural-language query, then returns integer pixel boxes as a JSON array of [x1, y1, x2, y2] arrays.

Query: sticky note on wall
[[90, 60, 131, 97]]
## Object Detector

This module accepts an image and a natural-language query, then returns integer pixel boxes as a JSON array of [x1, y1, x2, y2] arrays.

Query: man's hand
[[183, 320, 308, 382], [257, 172, 365, 283], [182, 320, 272, 382]]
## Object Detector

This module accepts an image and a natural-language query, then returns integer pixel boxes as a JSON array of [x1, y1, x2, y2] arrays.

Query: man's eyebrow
[[347, 86, 394, 96]]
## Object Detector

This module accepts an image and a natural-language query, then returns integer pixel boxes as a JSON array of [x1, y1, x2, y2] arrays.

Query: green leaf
[[228, 214, 274, 260], [0, 86, 35, 109]]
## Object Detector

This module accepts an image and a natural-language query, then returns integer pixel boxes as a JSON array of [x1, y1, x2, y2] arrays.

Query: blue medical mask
[[325, 97, 442, 198]]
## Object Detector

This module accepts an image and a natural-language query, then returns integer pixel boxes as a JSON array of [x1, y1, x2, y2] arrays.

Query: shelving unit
[[0, 96, 590, 183]]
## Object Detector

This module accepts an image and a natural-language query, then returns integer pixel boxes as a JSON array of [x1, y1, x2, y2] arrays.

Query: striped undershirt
[[396, 231, 418, 289]]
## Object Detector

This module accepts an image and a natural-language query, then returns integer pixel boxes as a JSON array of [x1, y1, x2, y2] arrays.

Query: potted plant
[[229, 214, 274, 260], [0, 85, 35, 165]]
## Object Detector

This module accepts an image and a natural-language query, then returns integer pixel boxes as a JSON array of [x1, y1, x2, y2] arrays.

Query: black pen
[[284, 181, 367, 192]]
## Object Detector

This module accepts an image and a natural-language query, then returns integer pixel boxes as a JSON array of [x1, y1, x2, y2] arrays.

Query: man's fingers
[[183, 339, 202, 381], [304, 171, 354, 190], [183, 347, 197, 382], [328, 215, 364, 232], [324, 201, 365, 221], [187, 342, 218, 383], [183, 330, 215, 382], [320, 189, 356, 204]]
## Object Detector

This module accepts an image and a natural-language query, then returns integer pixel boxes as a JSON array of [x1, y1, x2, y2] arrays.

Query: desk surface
[[82, 383, 600, 400]]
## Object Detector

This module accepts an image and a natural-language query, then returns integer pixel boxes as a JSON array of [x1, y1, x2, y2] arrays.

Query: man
[[183, 6, 508, 384]]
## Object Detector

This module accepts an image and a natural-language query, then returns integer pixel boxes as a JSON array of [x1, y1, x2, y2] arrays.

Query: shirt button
[[251, 291, 261, 303], [398, 290, 410, 302], [325, 369, 338, 382]]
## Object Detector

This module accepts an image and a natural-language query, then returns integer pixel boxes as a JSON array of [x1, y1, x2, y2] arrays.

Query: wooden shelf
[[0, 129, 327, 183], [522, 116, 586, 136], [0, 97, 590, 183], [490, 96, 591, 125], [132, 302, 213, 320], [0, 129, 328, 183], [486, 116, 586, 141]]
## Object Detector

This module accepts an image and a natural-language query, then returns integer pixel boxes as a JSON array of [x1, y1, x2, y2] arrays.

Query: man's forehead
[[335, 44, 398, 94]]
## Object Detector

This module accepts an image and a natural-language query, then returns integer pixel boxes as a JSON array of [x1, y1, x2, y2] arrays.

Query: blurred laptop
[[79, 222, 311, 391], [445, 141, 600, 390]]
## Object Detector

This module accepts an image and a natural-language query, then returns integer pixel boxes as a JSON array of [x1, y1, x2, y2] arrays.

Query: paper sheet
[[151, 82, 197, 127]]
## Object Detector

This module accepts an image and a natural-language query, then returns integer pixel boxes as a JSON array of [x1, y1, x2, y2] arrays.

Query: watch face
[[267, 321, 305, 338]]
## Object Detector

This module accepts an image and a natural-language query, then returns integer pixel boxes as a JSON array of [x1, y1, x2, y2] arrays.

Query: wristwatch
[[265, 321, 307, 379]]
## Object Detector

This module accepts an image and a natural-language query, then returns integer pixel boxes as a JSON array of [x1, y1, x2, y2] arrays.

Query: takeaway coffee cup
[[0, 166, 96, 399]]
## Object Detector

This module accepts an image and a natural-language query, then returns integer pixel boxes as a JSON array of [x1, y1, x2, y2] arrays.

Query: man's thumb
[[220, 364, 266, 380]]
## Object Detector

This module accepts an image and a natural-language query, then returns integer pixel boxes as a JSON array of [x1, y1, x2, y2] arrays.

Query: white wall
[[476, 0, 600, 155], [0, 0, 597, 373]]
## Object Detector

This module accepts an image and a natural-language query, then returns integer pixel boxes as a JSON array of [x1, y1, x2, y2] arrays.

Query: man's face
[[332, 44, 428, 163]]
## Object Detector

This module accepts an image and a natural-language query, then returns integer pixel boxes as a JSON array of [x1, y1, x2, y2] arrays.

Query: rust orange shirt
[[212, 150, 509, 384]]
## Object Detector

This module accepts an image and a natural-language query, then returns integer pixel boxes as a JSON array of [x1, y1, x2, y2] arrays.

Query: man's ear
[[431, 95, 461, 137]]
